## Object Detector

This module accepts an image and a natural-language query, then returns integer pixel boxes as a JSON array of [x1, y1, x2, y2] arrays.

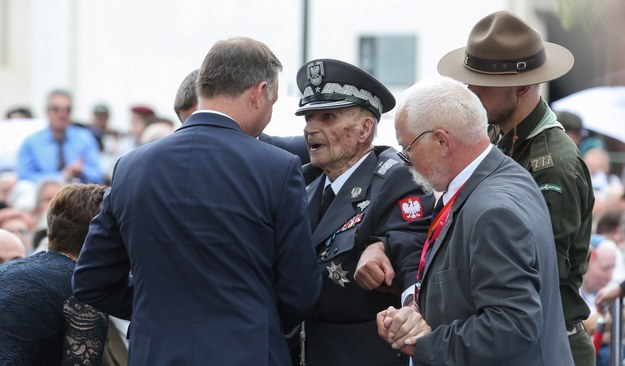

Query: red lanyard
[[414, 185, 464, 310]]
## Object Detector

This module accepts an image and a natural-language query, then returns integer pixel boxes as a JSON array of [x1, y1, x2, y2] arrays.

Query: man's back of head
[[174, 69, 199, 123], [196, 37, 282, 137], [197, 37, 282, 100]]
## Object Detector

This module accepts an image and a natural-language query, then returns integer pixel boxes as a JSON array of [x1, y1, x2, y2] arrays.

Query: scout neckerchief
[[414, 184, 464, 312]]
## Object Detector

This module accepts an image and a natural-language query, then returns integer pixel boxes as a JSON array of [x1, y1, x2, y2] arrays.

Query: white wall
[[0, 0, 33, 113]]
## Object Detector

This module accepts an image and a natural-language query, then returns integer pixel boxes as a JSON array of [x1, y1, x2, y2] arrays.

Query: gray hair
[[400, 76, 487, 144], [46, 89, 72, 106]]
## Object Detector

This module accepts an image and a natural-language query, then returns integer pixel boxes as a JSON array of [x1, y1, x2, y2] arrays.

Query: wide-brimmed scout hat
[[295, 58, 395, 121], [437, 10, 574, 87]]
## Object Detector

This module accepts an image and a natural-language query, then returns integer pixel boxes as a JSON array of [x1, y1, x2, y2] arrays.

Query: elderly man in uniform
[[437, 10, 595, 365], [291, 58, 434, 366]]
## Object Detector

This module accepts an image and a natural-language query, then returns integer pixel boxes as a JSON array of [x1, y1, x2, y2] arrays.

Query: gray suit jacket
[[413, 147, 573, 366]]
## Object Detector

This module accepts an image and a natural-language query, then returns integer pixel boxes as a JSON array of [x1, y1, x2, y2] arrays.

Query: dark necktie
[[318, 185, 335, 222], [56, 138, 66, 171], [432, 193, 445, 217]]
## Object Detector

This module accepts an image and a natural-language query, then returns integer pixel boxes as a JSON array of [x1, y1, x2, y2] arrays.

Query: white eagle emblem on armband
[[399, 196, 423, 221]]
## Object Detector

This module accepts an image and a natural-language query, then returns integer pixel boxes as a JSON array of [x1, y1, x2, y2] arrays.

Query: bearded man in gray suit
[[377, 76, 573, 366]]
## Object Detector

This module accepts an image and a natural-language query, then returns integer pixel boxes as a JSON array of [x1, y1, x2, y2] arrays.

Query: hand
[[63, 158, 84, 180], [377, 306, 396, 341], [595, 284, 623, 313], [354, 241, 395, 290], [583, 312, 601, 334], [377, 305, 431, 355]]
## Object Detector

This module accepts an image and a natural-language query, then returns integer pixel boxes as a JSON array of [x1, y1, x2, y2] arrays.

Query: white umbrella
[[551, 86, 625, 143]]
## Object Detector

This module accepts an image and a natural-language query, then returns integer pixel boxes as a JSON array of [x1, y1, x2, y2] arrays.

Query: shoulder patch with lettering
[[531, 154, 554, 172], [538, 183, 563, 194]]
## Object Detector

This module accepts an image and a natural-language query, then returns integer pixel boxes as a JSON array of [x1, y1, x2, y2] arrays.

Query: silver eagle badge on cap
[[307, 61, 325, 92]]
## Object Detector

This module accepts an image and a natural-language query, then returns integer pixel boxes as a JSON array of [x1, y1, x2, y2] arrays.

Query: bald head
[[0, 229, 26, 264], [582, 242, 617, 294]]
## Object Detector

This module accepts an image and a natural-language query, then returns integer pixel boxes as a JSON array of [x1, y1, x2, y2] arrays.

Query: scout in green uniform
[[438, 10, 595, 365]]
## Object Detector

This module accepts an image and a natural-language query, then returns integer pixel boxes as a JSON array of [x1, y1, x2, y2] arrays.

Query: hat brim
[[437, 42, 574, 87], [295, 100, 357, 116]]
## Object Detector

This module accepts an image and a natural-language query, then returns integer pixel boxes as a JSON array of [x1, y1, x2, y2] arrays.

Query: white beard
[[409, 167, 435, 194]]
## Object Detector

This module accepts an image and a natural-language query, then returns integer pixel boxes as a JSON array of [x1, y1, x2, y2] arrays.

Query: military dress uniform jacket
[[415, 147, 574, 366], [303, 146, 434, 366], [497, 99, 594, 330]]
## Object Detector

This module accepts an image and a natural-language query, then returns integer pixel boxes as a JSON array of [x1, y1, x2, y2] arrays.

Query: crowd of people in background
[[0, 94, 181, 252], [3, 8, 625, 366]]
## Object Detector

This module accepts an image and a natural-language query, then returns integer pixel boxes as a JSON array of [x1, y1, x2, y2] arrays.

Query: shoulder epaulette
[[376, 157, 399, 176]]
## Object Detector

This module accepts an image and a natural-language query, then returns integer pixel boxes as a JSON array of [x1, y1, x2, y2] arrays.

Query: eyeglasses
[[48, 105, 72, 114], [397, 130, 432, 165]]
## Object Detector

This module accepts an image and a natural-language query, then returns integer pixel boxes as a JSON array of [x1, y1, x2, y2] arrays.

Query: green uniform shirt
[[497, 99, 595, 327]]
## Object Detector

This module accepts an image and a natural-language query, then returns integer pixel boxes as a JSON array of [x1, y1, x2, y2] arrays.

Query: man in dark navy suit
[[73, 37, 322, 366], [291, 58, 434, 366]]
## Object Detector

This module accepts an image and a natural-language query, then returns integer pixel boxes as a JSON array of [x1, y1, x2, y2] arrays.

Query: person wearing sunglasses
[[15, 89, 104, 184]]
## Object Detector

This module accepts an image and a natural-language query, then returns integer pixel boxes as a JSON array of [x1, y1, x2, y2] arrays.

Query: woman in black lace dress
[[0, 183, 108, 365]]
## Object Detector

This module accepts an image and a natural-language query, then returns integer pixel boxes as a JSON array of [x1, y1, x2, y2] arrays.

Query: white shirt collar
[[192, 109, 234, 121], [324, 151, 372, 195]]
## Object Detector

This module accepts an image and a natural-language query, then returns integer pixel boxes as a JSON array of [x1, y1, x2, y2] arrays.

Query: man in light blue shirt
[[16, 90, 104, 184]]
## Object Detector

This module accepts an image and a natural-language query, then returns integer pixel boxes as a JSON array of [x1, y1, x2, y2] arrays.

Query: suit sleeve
[[72, 187, 133, 319], [412, 205, 544, 365], [366, 166, 434, 290], [272, 156, 322, 330]]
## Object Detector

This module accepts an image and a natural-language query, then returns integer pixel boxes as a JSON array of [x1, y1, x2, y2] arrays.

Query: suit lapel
[[307, 177, 324, 230], [421, 148, 506, 280]]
